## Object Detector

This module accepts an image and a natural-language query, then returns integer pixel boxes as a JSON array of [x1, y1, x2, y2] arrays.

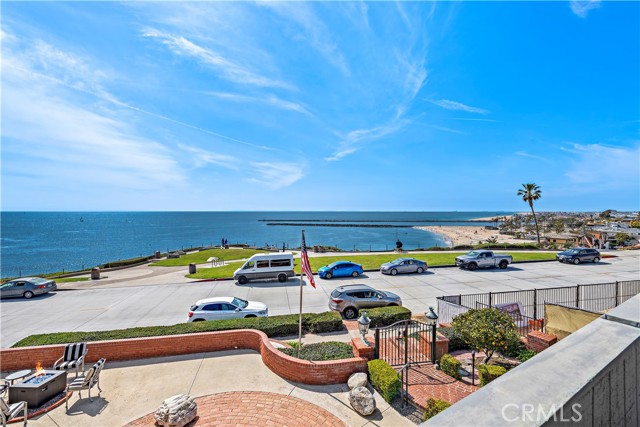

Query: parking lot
[[1, 251, 638, 347]]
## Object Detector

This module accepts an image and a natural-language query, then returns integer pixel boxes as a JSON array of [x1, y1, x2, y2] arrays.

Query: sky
[[1, 1, 638, 212]]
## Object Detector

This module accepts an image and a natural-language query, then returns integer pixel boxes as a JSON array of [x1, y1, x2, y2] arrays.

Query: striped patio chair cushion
[[0, 397, 10, 416], [63, 342, 87, 362], [55, 360, 79, 370]]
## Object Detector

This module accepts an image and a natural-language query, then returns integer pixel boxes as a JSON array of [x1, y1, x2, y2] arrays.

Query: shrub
[[366, 306, 412, 328], [452, 308, 519, 364], [439, 354, 461, 380], [478, 364, 507, 386], [368, 359, 401, 403], [502, 335, 526, 358], [438, 327, 471, 352], [306, 311, 344, 333], [423, 398, 451, 421], [279, 342, 354, 361], [517, 349, 537, 362], [13, 312, 343, 347]]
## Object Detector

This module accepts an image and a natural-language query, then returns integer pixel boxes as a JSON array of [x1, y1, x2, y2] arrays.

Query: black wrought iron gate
[[374, 320, 436, 406]]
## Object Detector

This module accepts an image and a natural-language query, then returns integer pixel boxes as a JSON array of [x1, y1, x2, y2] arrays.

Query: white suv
[[188, 296, 268, 322]]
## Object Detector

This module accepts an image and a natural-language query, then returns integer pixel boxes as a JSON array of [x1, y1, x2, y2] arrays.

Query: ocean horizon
[[1, 211, 512, 277]]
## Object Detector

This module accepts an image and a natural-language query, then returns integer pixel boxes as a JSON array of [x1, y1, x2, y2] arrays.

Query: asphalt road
[[1, 252, 638, 348]]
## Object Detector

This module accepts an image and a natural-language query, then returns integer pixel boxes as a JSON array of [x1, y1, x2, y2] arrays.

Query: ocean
[[1, 211, 511, 277]]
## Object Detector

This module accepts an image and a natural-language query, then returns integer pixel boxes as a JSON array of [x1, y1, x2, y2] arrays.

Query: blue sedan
[[318, 261, 363, 279]]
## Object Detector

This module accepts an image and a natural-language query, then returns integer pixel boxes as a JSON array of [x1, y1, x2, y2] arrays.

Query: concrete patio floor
[[22, 350, 414, 427]]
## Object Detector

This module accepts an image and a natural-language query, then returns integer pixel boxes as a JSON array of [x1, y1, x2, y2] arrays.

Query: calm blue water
[[1, 211, 511, 277]]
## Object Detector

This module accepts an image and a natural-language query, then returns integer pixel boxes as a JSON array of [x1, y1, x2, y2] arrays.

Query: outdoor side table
[[5, 369, 31, 385]]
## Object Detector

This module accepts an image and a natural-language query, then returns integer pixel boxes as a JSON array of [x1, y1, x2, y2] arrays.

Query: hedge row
[[366, 306, 412, 328], [12, 312, 344, 348], [478, 364, 507, 386], [439, 354, 461, 380], [368, 359, 401, 403], [279, 341, 354, 361]]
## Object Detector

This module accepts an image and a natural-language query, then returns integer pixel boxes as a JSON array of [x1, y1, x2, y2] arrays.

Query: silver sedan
[[380, 258, 428, 275], [0, 277, 57, 299]]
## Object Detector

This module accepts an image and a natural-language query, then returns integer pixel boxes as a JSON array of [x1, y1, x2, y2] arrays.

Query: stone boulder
[[154, 394, 197, 427], [348, 372, 368, 389], [349, 386, 376, 416]]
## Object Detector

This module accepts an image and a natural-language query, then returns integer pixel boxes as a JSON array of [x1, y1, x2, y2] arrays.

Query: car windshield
[[30, 278, 48, 285], [564, 249, 580, 255], [232, 297, 248, 308], [466, 251, 480, 257], [330, 289, 342, 298], [328, 262, 344, 268], [391, 259, 404, 264], [190, 305, 198, 311]]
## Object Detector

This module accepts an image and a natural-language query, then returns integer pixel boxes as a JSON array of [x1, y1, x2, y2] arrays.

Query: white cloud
[[258, 2, 350, 76], [142, 28, 293, 90], [516, 151, 551, 162], [570, 1, 601, 18], [247, 162, 305, 189], [325, 122, 406, 161], [429, 99, 489, 115], [178, 144, 239, 170], [208, 92, 314, 117], [564, 143, 639, 185]]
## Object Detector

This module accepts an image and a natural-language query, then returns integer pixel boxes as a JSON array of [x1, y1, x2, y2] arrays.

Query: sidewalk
[[21, 350, 414, 427]]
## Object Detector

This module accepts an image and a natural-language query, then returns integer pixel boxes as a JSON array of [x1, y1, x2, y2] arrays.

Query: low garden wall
[[0, 329, 368, 385]]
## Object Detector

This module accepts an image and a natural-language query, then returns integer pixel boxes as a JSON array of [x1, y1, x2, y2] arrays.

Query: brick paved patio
[[124, 391, 347, 427], [404, 364, 478, 408]]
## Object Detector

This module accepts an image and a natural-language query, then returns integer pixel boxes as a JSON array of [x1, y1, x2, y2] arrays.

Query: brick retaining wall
[[0, 330, 368, 385]]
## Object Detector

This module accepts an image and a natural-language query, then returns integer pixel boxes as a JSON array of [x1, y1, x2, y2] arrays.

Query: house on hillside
[[544, 233, 580, 246]]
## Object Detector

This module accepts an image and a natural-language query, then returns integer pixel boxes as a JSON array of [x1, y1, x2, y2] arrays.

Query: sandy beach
[[415, 225, 528, 247]]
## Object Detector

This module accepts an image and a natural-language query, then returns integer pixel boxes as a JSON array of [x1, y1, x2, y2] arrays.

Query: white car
[[187, 296, 268, 322]]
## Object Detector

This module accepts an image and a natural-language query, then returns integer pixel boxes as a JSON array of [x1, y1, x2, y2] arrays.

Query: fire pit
[[9, 368, 67, 408]]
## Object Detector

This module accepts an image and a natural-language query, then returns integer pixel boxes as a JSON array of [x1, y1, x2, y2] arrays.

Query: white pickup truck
[[455, 250, 512, 271]]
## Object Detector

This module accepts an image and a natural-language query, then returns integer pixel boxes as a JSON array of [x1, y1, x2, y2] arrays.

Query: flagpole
[[298, 230, 304, 357]]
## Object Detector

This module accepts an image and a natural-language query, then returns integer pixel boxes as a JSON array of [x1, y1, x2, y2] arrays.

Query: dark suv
[[328, 284, 402, 319], [556, 247, 601, 264]]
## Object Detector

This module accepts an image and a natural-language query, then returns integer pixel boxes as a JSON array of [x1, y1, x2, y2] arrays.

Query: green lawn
[[151, 248, 270, 266], [186, 251, 556, 280]]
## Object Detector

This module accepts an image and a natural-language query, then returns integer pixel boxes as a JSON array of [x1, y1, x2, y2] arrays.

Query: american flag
[[301, 230, 316, 288]]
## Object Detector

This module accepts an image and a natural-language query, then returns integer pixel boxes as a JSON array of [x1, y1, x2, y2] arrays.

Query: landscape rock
[[349, 386, 376, 416], [154, 394, 197, 427], [348, 372, 368, 389]]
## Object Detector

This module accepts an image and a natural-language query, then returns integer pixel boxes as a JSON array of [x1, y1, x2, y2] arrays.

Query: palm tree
[[517, 183, 542, 244]]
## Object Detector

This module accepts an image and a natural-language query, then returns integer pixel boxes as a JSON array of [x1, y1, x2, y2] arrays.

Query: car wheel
[[573, 258, 580, 265], [245, 314, 257, 318], [23, 291, 34, 299], [593, 257, 600, 263], [390, 269, 398, 276], [352, 271, 359, 277], [468, 263, 478, 271], [325, 272, 333, 279], [237, 275, 248, 285], [343, 307, 358, 320], [499, 261, 508, 269], [417, 267, 424, 274], [278, 274, 288, 283]]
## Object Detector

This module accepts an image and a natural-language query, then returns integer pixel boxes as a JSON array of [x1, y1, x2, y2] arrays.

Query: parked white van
[[233, 252, 295, 284]]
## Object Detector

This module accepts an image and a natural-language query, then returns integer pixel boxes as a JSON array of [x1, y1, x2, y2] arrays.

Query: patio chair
[[0, 379, 8, 398], [0, 396, 27, 427], [65, 358, 106, 412], [53, 342, 87, 377]]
